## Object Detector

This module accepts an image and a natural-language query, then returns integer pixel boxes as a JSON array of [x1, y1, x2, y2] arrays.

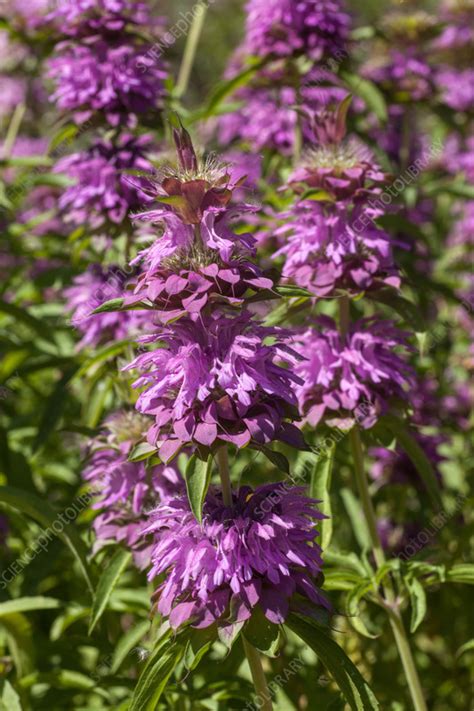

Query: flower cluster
[[293, 317, 414, 430], [56, 134, 153, 229], [65, 265, 150, 348], [145, 484, 326, 629], [83, 410, 182, 568], [244, 0, 350, 61], [126, 312, 304, 460], [47, 0, 166, 126], [273, 101, 400, 298]]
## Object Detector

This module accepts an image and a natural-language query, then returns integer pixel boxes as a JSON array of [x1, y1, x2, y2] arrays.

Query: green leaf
[[379, 415, 442, 509], [75, 340, 131, 379], [274, 284, 313, 298], [340, 488, 372, 552], [446, 564, 474, 585], [129, 634, 186, 711], [244, 606, 281, 657], [0, 301, 53, 340], [91, 297, 124, 314], [346, 582, 380, 639], [203, 58, 267, 116], [259, 447, 290, 474], [0, 597, 61, 617], [0, 680, 22, 711], [300, 188, 336, 202], [89, 548, 132, 634], [185, 454, 213, 523], [340, 72, 387, 123], [368, 289, 426, 333], [0, 613, 35, 678], [0, 486, 94, 596], [456, 639, 474, 659], [309, 446, 336, 549], [33, 366, 79, 451], [111, 620, 151, 673], [405, 578, 427, 633], [128, 441, 158, 463], [92, 298, 152, 314], [286, 614, 380, 710]]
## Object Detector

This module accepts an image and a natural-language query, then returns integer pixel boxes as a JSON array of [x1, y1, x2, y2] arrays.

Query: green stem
[[242, 636, 274, 711], [340, 299, 427, 711], [3, 103, 26, 159], [175, 2, 209, 100], [349, 426, 386, 569], [216, 446, 233, 507]]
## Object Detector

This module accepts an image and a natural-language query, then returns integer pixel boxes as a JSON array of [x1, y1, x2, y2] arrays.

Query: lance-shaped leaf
[[89, 548, 132, 634], [379, 415, 442, 509], [185, 454, 213, 523], [286, 614, 380, 710], [0, 486, 94, 595]]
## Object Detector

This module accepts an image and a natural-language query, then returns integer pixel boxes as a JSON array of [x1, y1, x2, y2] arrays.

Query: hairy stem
[[242, 636, 274, 711], [175, 2, 209, 99], [340, 298, 427, 711]]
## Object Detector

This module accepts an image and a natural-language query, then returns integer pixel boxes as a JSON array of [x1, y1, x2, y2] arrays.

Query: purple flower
[[444, 134, 474, 183], [0, 76, 26, 120], [274, 202, 400, 297], [64, 264, 150, 348], [144, 483, 327, 629], [56, 134, 152, 229], [125, 312, 306, 461], [244, 0, 350, 61], [127, 205, 273, 321], [436, 68, 474, 112], [293, 317, 415, 429], [48, 37, 166, 125], [83, 410, 183, 568], [218, 80, 347, 155], [369, 433, 445, 489], [46, 0, 155, 36], [433, 0, 474, 52], [364, 50, 434, 102]]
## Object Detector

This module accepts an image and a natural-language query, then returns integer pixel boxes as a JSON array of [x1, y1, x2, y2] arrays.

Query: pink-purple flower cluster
[[47, 0, 167, 126], [83, 411, 182, 568], [126, 312, 305, 460], [145, 484, 326, 629], [56, 134, 152, 229], [65, 265, 150, 348], [293, 317, 415, 429], [244, 0, 350, 61]]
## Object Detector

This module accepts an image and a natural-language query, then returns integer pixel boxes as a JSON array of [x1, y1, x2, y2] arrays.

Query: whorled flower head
[[48, 38, 166, 125], [444, 134, 474, 183], [65, 264, 151, 348], [125, 312, 306, 461], [244, 0, 350, 61], [56, 134, 152, 229], [287, 97, 388, 201], [126, 205, 274, 321], [274, 202, 400, 297], [293, 317, 415, 429], [218, 81, 347, 156], [46, 0, 154, 36], [436, 68, 474, 111], [83, 410, 183, 568], [364, 50, 434, 102], [144, 484, 327, 629], [433, 0, 474, 53]]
